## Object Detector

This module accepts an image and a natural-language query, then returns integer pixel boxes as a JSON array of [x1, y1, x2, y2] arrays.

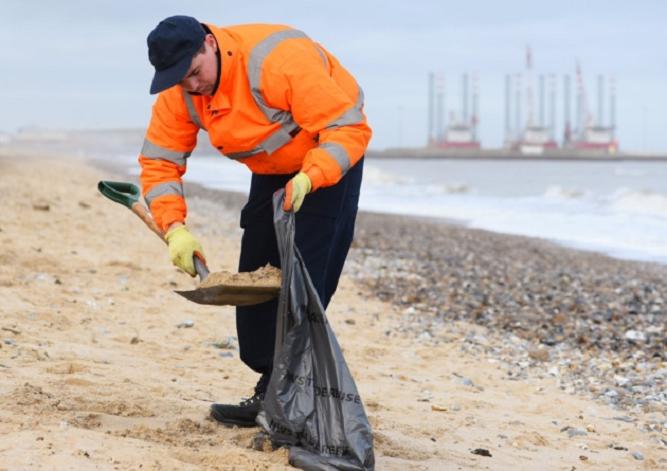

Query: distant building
[[504, 48, 558, 155], [567, 125, 618, 154], [563, 68, 618, 154], [440, 120, 481, 149], [513, 125, 558, 155], [427, 72, 481, 150]]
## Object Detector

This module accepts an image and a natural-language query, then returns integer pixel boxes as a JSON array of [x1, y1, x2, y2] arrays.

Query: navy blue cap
[[147, 15, 206, 94]]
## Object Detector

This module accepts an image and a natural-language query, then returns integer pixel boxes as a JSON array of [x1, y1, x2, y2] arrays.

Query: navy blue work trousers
[[236, 158, 363, 376]]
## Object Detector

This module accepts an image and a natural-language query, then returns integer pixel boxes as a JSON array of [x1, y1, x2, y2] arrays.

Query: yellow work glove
[[164, 225, 205, 277], [284, 172, 312, 212]]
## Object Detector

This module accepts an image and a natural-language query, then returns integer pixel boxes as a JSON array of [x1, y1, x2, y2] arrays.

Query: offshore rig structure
[[425, 47, 618, 156], [427, 72, 481, 150]]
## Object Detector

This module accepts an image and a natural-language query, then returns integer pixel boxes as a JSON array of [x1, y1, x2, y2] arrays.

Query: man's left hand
[[284, 172, 312, 212]]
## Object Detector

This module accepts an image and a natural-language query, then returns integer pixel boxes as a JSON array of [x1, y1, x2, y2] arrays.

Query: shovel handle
[[97, 180, 209, 281], [98, 181, 164, 239], [193, 255, 210, 280], [129, 200, 165, 240]]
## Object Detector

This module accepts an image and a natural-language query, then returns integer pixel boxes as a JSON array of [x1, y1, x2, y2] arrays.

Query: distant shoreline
[[4, 127, 667, 162], [366, 148, 667, 161]]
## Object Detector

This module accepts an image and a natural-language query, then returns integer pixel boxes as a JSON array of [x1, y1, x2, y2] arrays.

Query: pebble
[[614, 375, 630, 387], [417, 390, 433, 402], [604, 389, 619, 399], [611, 416, 635, 423], [560, 426, 587, 438], [177, 320, 194, 329], [631, 451, 644, 461], [212, 336, 236, 350], [116, 275, 129, 287], [249, 431, 275, 452], [470, 448, 492, 457], [567, 428, 587, 438], [347, 212, 667, 417], [32, 202, 50, 211], [218, 351, 233, 358], [32, 272, 57, 283], [624, 330, 646, 342], [417, 331, 432, 342], [528, 348, 550, 362], [461, 377, 474, 387]]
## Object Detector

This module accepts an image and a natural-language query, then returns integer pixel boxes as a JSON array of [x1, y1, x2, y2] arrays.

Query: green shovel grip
[[97, 181, 141, 209], [97, 179, 164, 238]]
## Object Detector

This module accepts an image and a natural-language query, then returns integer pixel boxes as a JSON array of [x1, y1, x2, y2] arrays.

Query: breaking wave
[[609, 189, 667, 219]]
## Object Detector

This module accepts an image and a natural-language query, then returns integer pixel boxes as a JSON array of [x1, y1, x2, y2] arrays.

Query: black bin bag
[[256, 191, 375, 471]]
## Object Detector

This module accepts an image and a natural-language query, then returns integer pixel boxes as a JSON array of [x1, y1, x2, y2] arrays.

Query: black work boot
[[210, 374, 269, 427]]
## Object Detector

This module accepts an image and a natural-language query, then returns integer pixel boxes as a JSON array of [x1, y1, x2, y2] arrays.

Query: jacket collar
[[204, 24, 239, 112]]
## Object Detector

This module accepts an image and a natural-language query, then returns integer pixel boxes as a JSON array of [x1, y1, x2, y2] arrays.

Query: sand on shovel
[[194, 264, 282, 305], [200, 264, 281, 289]]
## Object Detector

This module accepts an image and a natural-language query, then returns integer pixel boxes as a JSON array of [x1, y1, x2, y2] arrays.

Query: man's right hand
[[164, 225, 205, 277]]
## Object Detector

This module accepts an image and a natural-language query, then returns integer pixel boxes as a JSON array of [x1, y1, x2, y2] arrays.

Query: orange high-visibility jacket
[[139, 23, 372, 232]]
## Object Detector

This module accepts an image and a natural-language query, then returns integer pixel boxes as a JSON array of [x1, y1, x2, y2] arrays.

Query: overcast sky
[[2, 0, 666, 151]]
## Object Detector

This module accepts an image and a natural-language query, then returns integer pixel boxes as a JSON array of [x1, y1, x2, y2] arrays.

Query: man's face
[[180, 34, 218, 96]]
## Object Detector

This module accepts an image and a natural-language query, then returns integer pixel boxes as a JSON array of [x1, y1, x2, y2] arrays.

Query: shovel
[[97, 181, 280, 306]]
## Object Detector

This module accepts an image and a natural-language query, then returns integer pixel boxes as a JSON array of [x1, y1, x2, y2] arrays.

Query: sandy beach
[[0, 149, 665, 470]]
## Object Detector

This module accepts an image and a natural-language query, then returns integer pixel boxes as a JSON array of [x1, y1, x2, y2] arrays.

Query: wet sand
[[0, 150, 664, 470]]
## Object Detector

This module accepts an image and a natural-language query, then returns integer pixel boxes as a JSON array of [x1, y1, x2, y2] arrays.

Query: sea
[[125, 154, 667, 265]]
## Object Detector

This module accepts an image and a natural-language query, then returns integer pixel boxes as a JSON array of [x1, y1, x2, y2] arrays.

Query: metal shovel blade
[[175, 284, 280, 306]]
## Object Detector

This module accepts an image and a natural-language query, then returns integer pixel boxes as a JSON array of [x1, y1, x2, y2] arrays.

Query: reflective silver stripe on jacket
[[144, 181, 183, 206], [315, 44, 329, 69], [141, 139, 191, 167], [223, 126, 303, 160], [320, 141, 351, 175], [326, 85, 365, 129], [224, 148, 265, 160], [246, 29, 307, 155], [183, 92, 206, 130]]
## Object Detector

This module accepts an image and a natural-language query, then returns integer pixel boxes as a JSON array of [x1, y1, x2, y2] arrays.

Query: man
[[139, 16, 371, 427]]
